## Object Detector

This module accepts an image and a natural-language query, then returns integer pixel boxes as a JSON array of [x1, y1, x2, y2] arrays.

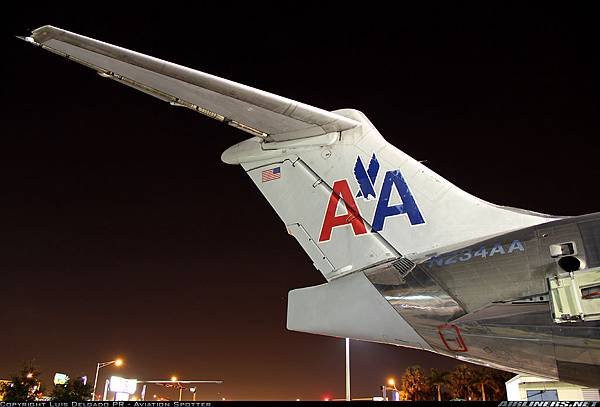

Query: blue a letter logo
[[353, 154, 425, 232], [372, 169, 425, 231]]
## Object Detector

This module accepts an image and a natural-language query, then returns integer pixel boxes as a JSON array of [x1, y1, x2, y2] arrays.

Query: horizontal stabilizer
[[287, 271, 432, 350], [24, 25, 359, 141]]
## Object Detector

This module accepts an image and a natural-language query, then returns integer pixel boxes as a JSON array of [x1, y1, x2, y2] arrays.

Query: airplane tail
[[223, 109, 557, 281], [20, 25, 556, 282]]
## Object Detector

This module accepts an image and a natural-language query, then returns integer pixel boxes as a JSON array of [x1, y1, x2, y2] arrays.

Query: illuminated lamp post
[[171, 376, 184, 401], [92, 358, 123, 401], [387, 378, 399, 401]]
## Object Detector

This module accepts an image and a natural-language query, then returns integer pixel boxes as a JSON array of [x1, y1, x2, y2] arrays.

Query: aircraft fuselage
[[365, 213, 600, 386]]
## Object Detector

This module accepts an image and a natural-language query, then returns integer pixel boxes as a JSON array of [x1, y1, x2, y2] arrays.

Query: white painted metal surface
[[244, 157, 399, 280], [287, 271, 433, 350], [26, 26, 359, 141]]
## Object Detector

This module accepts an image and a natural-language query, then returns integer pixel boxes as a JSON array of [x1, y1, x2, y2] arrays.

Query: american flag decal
[[262, 167, 281, 182]]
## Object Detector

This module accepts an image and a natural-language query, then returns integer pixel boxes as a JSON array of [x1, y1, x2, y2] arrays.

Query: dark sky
[[3, 4, 600, 401]]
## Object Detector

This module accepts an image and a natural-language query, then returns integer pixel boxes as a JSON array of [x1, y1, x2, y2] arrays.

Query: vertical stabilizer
[[223, 109, 558, 280]]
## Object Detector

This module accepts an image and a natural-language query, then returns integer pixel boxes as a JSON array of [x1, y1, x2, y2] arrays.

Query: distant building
[[506, 375, 600, 401]]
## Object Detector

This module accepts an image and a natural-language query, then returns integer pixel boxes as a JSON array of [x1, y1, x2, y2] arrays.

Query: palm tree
[[428, 368, 450, 401], [448, 364, 473, 400], [490, 369, 514, 400], [400, 365, 429, 401], [469, 368, 496, 401]]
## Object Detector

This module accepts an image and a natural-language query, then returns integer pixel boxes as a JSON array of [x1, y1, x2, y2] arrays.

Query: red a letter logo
[[319, 180, 367, 242]]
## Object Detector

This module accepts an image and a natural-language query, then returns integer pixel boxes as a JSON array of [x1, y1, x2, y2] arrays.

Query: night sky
[[3, 4, 600, 401]]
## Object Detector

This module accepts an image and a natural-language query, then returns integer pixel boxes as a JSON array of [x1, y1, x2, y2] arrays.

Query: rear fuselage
[[365, 213, 600, 387]]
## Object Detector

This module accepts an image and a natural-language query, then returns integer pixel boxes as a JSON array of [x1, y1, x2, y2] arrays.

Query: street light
[[169, 377, 183, 401], [386, 377, 399, 401], [92, 358, 124, 401]]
